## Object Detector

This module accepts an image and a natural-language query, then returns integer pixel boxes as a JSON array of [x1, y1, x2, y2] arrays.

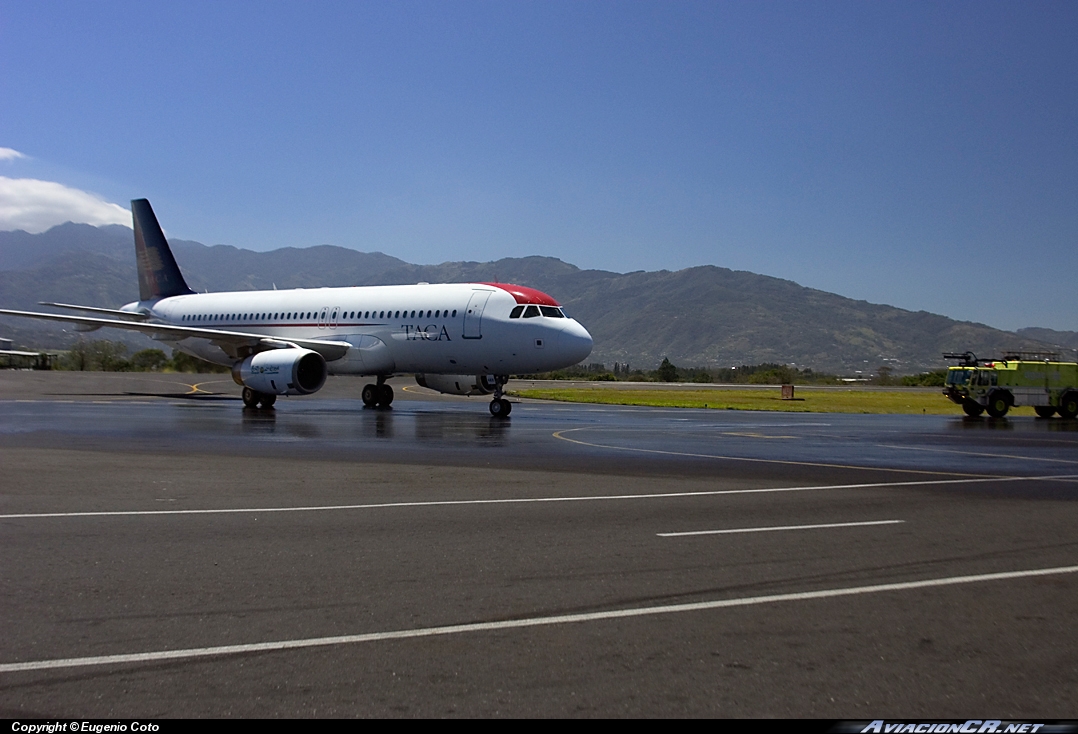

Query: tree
[[87, 340, 130, 371], [60, 341, 89, 371], [59, 339, 129, 371], [875, 365, 897, 386], [169, 351, 229, 373], [130, 349, 169, 372], [901, 369, 946, 387], [656, 357, 678, 382]]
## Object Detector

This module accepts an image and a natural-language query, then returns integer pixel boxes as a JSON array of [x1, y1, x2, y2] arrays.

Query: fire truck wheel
[[985, 391, 1010, 418], [962, 400, 984, 417], [1034, 406, 1056, 418], [1060, 393, 1078, 420]]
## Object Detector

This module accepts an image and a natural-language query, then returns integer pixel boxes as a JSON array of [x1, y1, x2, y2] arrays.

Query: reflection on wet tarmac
[[238, 401, 511, 445], [950, 415, 1078, 432], [953, 416, 1016, 430], [2, 398, 1077, 478]]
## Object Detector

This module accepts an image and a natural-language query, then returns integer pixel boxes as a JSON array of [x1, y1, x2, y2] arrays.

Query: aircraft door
[[318, 307, 329, 329], [330, 306, 340, 329], [462, 290, 492, 339]]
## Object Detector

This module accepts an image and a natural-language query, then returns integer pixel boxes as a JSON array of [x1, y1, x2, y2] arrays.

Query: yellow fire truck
[[943, 351, 1078, 418]]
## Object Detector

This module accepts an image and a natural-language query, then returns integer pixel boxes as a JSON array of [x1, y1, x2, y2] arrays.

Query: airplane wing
[[0, 308, 351, 362]]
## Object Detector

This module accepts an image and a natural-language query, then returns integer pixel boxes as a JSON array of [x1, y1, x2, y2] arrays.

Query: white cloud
[[0, 176, 131, 232], [0, 147, 27, 161]]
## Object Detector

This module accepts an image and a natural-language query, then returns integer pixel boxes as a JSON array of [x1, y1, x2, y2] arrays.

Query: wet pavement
[[1, 372, 1077, 716], [2, 376, 1077, 483]]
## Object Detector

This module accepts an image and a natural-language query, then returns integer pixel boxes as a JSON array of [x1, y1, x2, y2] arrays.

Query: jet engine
[[232, 348, 327, 396], [415, 374, 497, 396]]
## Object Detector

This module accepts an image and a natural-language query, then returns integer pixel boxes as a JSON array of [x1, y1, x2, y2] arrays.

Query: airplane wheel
[[985, 391, 1010, 418], [1060, 393, 1078, 420], [242, 386, 260, 408], [379, 384, 394, 406], [489, 398, 511, 418], [1034, 406, 1056, 418], [361, 384, 378, 407], [259, 393, 277, 409], [962, 400, 984, 417]]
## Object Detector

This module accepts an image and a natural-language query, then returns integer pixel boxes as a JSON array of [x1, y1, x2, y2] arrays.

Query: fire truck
[[942, 351, 1078, 419]]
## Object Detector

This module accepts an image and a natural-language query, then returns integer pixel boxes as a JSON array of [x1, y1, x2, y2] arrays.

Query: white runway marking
[[3, 475, 1077, 520], [879, 443, 1078, 466], [658, 519, 905, 537], [2, 564, 1076, 674], [552, 427, 990, 477]]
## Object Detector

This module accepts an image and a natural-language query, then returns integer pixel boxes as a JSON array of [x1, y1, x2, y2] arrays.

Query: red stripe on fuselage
[[478, 283, 560, 306]]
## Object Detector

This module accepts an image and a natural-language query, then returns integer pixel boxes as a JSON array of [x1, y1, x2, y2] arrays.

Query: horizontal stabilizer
[[0, 308, 351, 362], [39, 302, 149, 320]]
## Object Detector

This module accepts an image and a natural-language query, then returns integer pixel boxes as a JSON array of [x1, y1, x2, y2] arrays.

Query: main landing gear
[[362, 378, 394, 408], [242, 386, 277, 409], [489, 375, 512, 418]]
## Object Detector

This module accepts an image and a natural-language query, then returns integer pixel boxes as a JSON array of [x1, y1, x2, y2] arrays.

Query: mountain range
[[2, 223, 1075, 374]]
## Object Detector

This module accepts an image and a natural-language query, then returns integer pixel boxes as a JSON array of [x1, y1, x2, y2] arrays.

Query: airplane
[[0, 199, 593, 417]]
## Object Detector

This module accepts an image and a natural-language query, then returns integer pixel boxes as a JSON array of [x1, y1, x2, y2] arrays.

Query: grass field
[[510, 386, 1042, 415]]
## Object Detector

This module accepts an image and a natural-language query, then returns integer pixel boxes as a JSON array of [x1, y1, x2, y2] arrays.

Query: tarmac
[[1, 371, 1077, 717]]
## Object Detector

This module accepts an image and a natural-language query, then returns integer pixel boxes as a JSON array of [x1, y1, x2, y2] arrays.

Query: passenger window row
[[181, 309, 458, 323]]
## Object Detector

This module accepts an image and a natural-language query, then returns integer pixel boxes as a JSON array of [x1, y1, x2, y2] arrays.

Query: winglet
[[131, 199, 194, 301]]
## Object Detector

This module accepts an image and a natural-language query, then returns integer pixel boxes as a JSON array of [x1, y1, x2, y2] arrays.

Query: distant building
[[0, 338, 55, 369]]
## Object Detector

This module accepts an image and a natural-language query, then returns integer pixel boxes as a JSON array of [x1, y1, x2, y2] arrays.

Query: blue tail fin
[[131, 199, 194, 301]]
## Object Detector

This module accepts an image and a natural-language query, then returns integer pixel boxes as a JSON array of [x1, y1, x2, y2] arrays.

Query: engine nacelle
[[415, 374, 497, 396], [232, 349, 327, 396]]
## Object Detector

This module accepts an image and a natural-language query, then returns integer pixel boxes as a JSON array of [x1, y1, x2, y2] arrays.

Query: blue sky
[[1, 1, 1076, 331]]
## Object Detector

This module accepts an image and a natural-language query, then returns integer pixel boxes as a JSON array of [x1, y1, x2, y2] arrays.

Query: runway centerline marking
[[553, 427, 991, 477], [658, 519, 905, 537], [3, 475, 1076, 520], [2, 564, 1076, 675]]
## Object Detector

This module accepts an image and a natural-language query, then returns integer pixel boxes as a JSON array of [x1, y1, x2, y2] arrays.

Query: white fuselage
[[130, 282, 593, 377]]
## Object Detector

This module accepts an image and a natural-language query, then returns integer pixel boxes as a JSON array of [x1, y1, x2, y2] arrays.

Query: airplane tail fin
[[131, 199, 194, 301]]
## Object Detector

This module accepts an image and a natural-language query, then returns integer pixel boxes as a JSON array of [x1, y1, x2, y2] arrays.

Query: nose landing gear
[[489, 375, 512, 418]]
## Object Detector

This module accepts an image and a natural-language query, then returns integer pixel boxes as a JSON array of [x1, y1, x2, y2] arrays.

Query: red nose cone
[[480, 283, 560, 306]]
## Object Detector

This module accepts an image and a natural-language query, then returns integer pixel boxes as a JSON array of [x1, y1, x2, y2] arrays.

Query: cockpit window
[[945, 370, 970, 386], [510, 305, 524, 318], [540, 306, 564, 318], [948, 368, 974, 385], [523, 305, 541, 318]]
